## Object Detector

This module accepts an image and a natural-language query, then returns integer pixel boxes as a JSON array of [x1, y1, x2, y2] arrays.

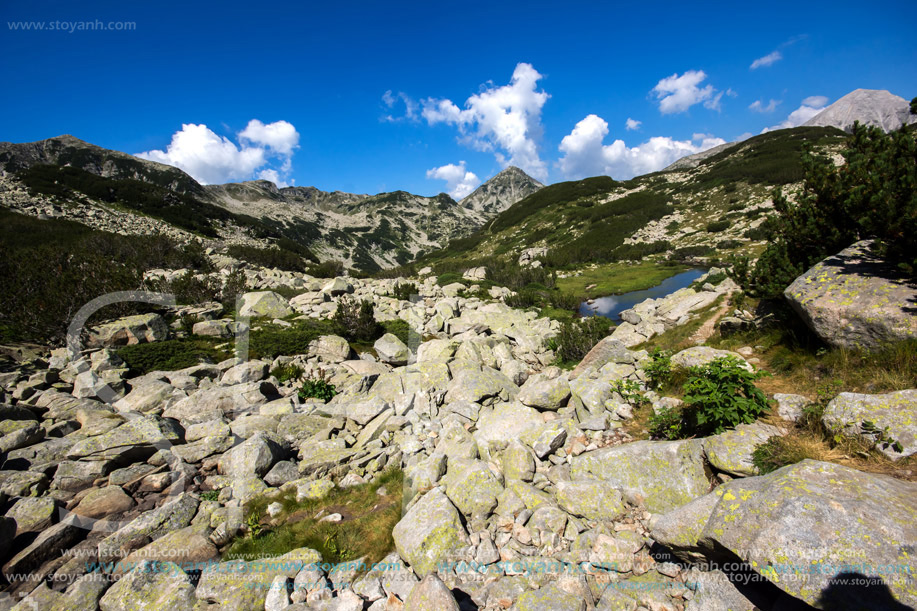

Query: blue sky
[[1, 0, 915, 197]]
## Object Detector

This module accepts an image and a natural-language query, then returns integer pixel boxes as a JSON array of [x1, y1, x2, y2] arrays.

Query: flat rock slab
[[703, 422, 782, 476], [651, 459, 917, 610], [393, 488, 468, 577], [784, 240, 917, 350], [570, 439, 710, 514]]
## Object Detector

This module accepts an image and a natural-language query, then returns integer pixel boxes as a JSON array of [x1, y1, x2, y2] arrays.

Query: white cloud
[[651, 70, 721, 114], [426, 161, 480, 200], [558, 114, 726, 180], [625, 118, 641, 131], [762, 96, 829, 132], [238, 119, 300, 155], [381, 90, 418, 122], [137, 120, 300, 186], [750, 50, 782, 70], [421, 62, 549, 182], [749, 99, 781, 113]]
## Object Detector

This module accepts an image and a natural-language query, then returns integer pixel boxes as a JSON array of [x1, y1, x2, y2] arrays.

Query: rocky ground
[[0, 258, 915, 611]]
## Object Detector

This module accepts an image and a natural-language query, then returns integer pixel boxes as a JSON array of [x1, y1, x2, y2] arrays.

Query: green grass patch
[[225, 469, 404, 565], [556, 262, 687, 299]]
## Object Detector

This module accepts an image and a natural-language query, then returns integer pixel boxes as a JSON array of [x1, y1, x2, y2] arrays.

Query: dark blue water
[[579, 268, 706, 321]]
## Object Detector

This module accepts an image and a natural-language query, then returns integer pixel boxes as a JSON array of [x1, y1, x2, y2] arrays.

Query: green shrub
[[0, 209, 217, 344], [648, 406, 684, 440], [681, 356, 769, 435], [381, 319, 411, 344], [333, 297, 382, 343], [738, 124, 917, 298], [298, 371, 337, 402], [670, 245, 715, 260], [226, 245, 312, 272], [308, 260, 345, 278], [555, 316, 614, 364], [118, 339, 230, 374], [610, 379, 648, 408], [505, 290, 540, 309], [706, 220, 731, 233], [642, 348, 673, 389], [390, 282, 418, 301], [436, 272, 463, 286], [248, 319, 336, 359], [271, 364, 304, 384], [716, 239, 742, 250]]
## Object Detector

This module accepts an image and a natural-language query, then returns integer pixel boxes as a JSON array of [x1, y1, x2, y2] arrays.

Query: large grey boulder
[[113, 380, 186, 414], [374, 333, 411, 366], [570, 439, 710, 513], [392, 488, 469, 576], [219, 432, 287, 478], [309, 334, 352, 363], [99, 560, 196, 611], [404, 574, 460, 611], [442, 458, 503, 519], [670, 346, 752, 371], [517, 367, 570, 411], [823, 390, 917, 459], [473, 402, 543, 461], [238, 291, 294, 319], [88, 313, 169, 347], [784, 240, 917, 350], [703, 422, 783, 476], [651, 460, 917, 610], [67, 416, 180, 462]]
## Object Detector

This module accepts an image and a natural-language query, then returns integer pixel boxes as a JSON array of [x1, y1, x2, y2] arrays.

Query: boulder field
[[0, 263, 914, 611]]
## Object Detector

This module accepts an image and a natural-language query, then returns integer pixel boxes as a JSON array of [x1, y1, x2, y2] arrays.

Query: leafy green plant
[[610, 379, 648, 408], [681, 356, 769, 435], [200, 490, 220, 502], [246, 511, 264, 539], [642, 348, 673, 389], [860, 421, 904, 454], [648, 406, 684, 440], [118, 339, 230, 374], [298, 370, 337, 402]]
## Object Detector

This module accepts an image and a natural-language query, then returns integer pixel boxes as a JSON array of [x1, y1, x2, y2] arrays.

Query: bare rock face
[[803, 88, 917, 133], [87, 313, 169, 348], [784, 241, 917, 351]]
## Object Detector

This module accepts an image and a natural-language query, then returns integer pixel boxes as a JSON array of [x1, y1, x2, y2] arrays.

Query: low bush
[[308, 260, 345, 278], [271, 364, 304, 384], [642, 348, 673, 389], [716, 239, 743, 250], [226, 245, 313, 272], [298, 370, 337, 402], [555, 316, 614, 364], [390, 282, 418, 301], [333, 297, 382, 343], [118, 338, 230, 374], [706, 220, 731, 233]]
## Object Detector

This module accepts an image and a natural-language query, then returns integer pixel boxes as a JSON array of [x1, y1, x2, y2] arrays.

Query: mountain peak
[[803, 89, 916, 132], [460, 166, 544, 218]]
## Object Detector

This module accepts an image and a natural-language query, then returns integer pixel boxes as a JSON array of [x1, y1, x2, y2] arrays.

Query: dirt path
[[688, 299, 732, 346]]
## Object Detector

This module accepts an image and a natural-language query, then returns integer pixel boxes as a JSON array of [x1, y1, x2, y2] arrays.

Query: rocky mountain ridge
[[0, 136, 542, 272]]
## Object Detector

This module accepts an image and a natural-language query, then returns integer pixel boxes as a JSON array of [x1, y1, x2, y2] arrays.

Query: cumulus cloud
[[762, 95, 829, 132], [381, 90, 418, 122], [239, 119, 299, 155], [137, 120, 299, 186], [750, 50, 782, 70], [426, 161, 480, 200], [558, 114, 726, 180], [652, 70, 723, 114], [749, 99, 781, 113], [625, 118, 642, 131], [421, 63, 549, 182]]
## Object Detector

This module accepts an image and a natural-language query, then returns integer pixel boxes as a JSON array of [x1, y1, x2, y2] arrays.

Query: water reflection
[[579, 268, 706, 321]]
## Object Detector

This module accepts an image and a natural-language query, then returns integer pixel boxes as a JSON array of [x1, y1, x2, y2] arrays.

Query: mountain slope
[[416, 126, 848, 269], [803, 89, 916, 132]]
